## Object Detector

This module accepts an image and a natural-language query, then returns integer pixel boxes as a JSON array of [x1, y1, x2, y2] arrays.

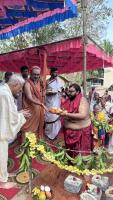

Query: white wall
[[104, 67, 113, 88]]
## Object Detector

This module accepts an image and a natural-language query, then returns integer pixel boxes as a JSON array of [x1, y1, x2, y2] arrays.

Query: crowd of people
[[89, 87, 113, 152], [0, 65, 113, 189]]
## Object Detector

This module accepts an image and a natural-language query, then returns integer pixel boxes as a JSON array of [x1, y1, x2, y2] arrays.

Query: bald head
[[31, 66, 41, 72], [30, 67, 41, 83]]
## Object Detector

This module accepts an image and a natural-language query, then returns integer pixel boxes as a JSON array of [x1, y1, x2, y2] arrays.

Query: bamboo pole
[[81, 0, 87, 97], [28, 160, 32, 194]]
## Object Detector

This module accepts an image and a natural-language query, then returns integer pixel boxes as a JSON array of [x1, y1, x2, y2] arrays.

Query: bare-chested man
[[60, 83, 93, 157]]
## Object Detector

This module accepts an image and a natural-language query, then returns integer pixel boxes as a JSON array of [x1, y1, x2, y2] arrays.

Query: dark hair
[[20, 66, 29, 72], [4, 72, 13, 78], [69, 83, 81, 93], [50, 67, 58, 73]]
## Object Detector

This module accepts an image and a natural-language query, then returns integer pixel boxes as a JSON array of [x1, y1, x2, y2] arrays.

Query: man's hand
[[20, 109, 31, 118], [59, 110, 68, 116]]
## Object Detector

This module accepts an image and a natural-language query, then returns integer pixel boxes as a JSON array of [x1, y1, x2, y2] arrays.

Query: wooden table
[[32, 164, 110, 200]]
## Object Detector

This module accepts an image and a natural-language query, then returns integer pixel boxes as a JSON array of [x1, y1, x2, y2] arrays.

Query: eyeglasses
[[32, 73, 40, 75], [68, 90, 76, 93]]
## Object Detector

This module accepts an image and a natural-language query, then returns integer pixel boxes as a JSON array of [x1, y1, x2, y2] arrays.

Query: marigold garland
[[36, 144, 113, 176], [19, 132, 113, 176]]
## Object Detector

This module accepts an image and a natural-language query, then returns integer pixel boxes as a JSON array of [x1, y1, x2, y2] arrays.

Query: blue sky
[[105, 0, 113, 42]]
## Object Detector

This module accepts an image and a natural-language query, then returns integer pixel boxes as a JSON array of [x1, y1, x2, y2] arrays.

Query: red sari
[[62, 94, 93, 157]]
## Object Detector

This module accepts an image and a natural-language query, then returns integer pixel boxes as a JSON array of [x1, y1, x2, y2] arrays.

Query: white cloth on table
[[0, 83, 26, 182], [45, 78, 62, 140]]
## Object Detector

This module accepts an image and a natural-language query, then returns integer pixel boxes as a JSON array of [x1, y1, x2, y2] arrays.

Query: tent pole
[[81, 0, 87, 97]]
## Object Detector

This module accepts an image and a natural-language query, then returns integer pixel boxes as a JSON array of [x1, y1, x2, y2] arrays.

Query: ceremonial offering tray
[[92, 174, 109, 191], [49, 107, 64, 114], [64, 175, 82, 193], [80, 184, 102, 200], [105, 186, 113, 200], [16, 171, 30, 184], [32, 185, 53, 200], [16, 171, 35, 184]]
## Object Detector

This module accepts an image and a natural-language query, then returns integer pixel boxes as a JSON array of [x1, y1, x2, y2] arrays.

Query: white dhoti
[[45, 78, 62, 140], [0, 83, 26, 182], [45, 113, 61, 140], [0, 141, 8, 182]]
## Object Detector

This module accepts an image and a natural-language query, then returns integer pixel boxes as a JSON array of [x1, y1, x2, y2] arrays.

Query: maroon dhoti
[[64, 125, 93, 157]]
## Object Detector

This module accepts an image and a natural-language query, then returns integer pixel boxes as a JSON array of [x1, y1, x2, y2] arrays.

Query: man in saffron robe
[[60, 83, 93, 157], [22, 66, 47, 138]]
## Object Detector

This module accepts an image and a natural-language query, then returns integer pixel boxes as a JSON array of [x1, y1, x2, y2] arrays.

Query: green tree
[[0, 0, 112, 54], [101, 39, 113, 55], [87, 69, 104, 78], [0, 23, 64, 53], [63, 0, 112, 41]]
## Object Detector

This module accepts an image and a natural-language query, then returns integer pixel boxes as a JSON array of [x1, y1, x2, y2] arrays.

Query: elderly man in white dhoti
[[45, 68, 62, 140], [0, 74, 29, 189]]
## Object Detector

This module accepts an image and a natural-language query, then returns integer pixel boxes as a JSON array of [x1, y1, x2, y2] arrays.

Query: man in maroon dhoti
[[60, 83, 93, 157]]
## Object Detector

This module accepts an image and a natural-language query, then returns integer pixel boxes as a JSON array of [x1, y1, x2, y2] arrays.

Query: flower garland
[[25, 132, 37, 158], [36, 144, 113, 176], [18, 132, 113, 176]]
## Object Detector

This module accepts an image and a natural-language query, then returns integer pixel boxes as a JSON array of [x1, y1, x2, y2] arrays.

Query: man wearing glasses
[[60, 83, 93, 157]]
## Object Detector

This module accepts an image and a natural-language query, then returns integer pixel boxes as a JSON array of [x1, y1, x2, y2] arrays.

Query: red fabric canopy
[[0, 36, 113, 73]]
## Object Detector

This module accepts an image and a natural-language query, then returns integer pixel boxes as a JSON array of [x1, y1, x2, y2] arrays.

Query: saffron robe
[[22, 79, 44, 138]]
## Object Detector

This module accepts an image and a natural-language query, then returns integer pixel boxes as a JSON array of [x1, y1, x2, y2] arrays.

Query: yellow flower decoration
[[36, 144, 113, 176], [97, 112, 106, 122], [25, 132, 37, 150], [20, 133, 113, 176], [32, 187, 40, 196]]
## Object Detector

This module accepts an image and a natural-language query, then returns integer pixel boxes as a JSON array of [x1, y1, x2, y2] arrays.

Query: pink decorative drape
[[0, 36, 112, 73]]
